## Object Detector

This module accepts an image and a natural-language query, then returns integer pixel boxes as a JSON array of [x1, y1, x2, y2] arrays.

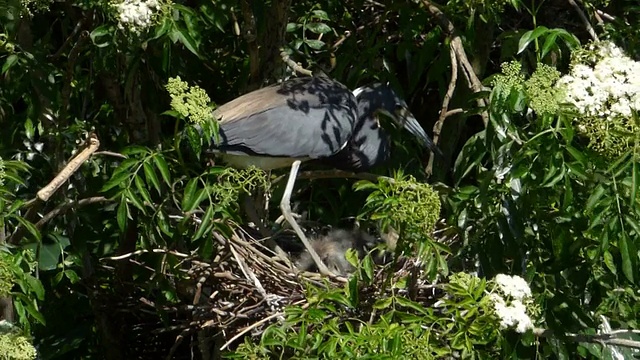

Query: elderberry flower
[[115, 0, 160, 33], [489, 274, 535, 334], [494, 273, 532, 300], [558, 41, 640, 157]]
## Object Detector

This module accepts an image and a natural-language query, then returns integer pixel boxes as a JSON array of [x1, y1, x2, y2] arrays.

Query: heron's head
[[353, 84, 440, 155]]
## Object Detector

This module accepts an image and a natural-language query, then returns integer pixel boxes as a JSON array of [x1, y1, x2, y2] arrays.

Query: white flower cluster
[[557, 41, 640, 121], [489, 274, 534, 333], [115, 0, 160, 33]]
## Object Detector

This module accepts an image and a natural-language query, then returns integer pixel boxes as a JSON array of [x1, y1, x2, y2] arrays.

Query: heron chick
[[295, 228, 393, 275]]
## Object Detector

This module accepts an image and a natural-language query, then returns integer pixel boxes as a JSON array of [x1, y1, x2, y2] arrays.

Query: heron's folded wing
[[213, 77, 358, 159]]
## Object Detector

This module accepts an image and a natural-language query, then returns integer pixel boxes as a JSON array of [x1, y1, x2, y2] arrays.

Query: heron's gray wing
[[213, 76, 358, 159]]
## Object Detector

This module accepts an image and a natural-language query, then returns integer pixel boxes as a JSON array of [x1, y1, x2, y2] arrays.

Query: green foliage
[[0, 328, 37, 360], [449, 49, 640, 356], [230, 272, 540, 359], [355, 173, 446, 279], [166, 76, 214, 125]]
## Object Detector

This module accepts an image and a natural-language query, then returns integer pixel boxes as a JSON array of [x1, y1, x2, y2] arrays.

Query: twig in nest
[[102, 249, 190, 261], [567, 0, 599, 41], [420, 0, 488, 126], [426, 42, 458, 177], [280, 49, 313, 76], [219, 311, 284, 351], [37, 133, 100, 201]]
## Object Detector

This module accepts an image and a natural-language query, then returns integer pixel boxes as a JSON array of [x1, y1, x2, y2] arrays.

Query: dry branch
[[568, 0, 599, 41], [420, 0, 488, 126], [426, 42, 458, 177], [37, 133, 100, 201], [35, 196, 111, 229], [280, 49, 313, 76]]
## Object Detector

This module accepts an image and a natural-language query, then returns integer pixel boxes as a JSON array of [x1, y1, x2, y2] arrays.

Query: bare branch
[[568, 0, 599, 41], [420, 0, 488, 126], [37, 133, 100, 201], [426, 42, 458, 176], [280, 49, 313, 76], [35, 196, 111, 229], [534, 327, 640, 350]]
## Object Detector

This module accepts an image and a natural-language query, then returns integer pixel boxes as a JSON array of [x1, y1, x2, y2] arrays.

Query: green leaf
[[304, 39, 325, 50], [540, 32, 559, 59], [182, 178, 199, 212], [117, 198, 129, 232], [90, 24, 112, 48], [305, 22, 332, 34], [134, 175, 153, 206], [1, 54, 19, 74], [618, 233, 637, 283], [194, 205, 214, 240], [603, 250, 616, 275], [586, 185, 606, 212], [64, 269, 80, 284], [38, 243, 62, 271], [143, 161, 161, 194], [153, 155, 171, 186], [15, 216, 41, 241], [101, 170, 131, 193], [373, 297, 393, 309], [517, 26, 549, 54]]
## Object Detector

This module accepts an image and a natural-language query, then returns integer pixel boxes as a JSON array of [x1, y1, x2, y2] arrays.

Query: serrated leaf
[[117, 199, 128, 232], [518, 26, 549, 54], [618, 233, 637, 283], [603, 250, 616, 275], [182, 178, 199, 212], [194, 205, 214, 240], [101, 171, 131, 193], [153, 155, 171, 185], [143, 161, 161, 194]]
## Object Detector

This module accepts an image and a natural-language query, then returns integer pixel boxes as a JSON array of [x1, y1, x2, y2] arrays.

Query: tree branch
[[534, 327, 640, 350], [567, 0, 598, 41], [420, 0, 488, 126], [37, 133, 100, 201], [35, 196, 111, 229]]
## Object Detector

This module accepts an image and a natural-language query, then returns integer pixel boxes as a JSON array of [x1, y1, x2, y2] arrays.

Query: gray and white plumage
[[210, 76, 358, 170], [204, 75, 439, 171]]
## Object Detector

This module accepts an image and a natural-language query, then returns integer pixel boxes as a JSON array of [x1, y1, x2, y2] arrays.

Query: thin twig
[[426, 42, 458, 176], [280, 49, 313, 76], [102, 249, 190, 261], [567, 0, 598, 41], [420, 0, 488, 126], [35, 196, 111, 229], [94, 151, 127, 159], [534, 327, 640, 350], [219, 312, 284, 351]]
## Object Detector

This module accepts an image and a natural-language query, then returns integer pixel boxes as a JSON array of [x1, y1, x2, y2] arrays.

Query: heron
[[201, 75, 439, 276]]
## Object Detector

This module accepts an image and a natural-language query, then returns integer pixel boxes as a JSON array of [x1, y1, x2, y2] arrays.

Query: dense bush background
[[1, 0, 639, 358]]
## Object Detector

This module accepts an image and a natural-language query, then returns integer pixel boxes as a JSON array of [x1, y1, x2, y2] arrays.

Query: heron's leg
[[280, 160, 334, 276]]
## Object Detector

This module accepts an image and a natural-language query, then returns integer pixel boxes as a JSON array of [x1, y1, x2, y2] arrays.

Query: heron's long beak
[[403, 113, 443, 158]]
